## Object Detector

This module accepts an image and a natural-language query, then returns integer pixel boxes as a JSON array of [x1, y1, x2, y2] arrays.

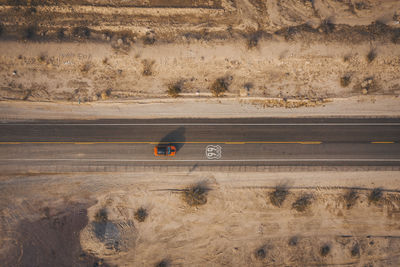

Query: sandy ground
[[1, 96, 400, 120], [1, 171, 400, 266], [0, 1, 400, 103]]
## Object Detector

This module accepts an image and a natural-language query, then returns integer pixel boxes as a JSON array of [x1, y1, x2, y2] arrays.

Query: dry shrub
[[269, 186, 289, 207], [288, 236, 298, 246], [366, 49, 377, 63], [80, 62, 92, 73], [368, 188, 383, 203], [100, 89, 112, 100], [94, 208, 108, 223], [57, 28, 65, 40], [134, 207, 148, 222], [351, 243, 360, 257], [210, 77, 229, 97], [167, 80, 183, 98], [24, 25, 37, 40], [319, 19, 335, 34], [320, 244, 330, 257], [73, 26, 91, 38], [183, 184, 208, 206], [344, 189, 358, 209], [340, 75, 351, 87], [142, 59, 155, 76], [292, 194, 313, 212], [37, 53, 47, 63], [247, 30, 263, 49], [155, 259, 170, 267], [255, 247, 266, 259]]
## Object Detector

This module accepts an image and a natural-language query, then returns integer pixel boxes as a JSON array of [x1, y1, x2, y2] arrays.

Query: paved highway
[[0, 118, 399, 172]]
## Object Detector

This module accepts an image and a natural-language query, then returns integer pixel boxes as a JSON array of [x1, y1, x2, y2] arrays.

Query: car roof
[[157, 146, 167, 154]]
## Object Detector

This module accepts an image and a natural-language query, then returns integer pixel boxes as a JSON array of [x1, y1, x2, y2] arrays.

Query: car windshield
[[157, 146, 167, 155]]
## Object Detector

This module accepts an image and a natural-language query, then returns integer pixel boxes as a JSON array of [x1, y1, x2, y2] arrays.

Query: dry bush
[[288, 236, 298, 246], [366, 49, 377, 63], [255, 247, 266, 259], [320, 244, 330, 257], [183, 184, 208, 206], [292, 194, 313, 212], [344, 189, 358, 209], [134, 207, 148, 222], [340, 75, 351, 87], [57, 28, 65, 40], [319, 19, 335, 34], [0, 24, 3, 37], [167, 80, 183, 98], [142, 59, 155, 76], [73, 26, 91, 38], [94, 208, 108, 223], [247, 30, 263, 49], [368, 188, 383, 203], [351, 243, 360, 257], [269, 186, 289, 207], [155, 259, 170, 267], [24, 25, 37, 40], [210, 77, 229, 97], [37, 53, 47, 63]]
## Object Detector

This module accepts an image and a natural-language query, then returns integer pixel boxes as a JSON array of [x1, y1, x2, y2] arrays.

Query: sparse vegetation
[[288, 236, 298, 246], [57, 28, 65, 40], [94, 208, 108, 223], [210, 77, 229, 97], [320, 244, 330, 257], [73, 26, 91, 38], [319, 19, 335, 34], [269, 186, 289, 207], [24, 25, 37, 40], [344, 189, 358, 209], [368, 188, 383, 203], [167, 80, 183, 98], [155, 259, 170, 267], [183, 183, 208, 206], [134, 207, 148, 222], [80, 62, 92, 73], [247, 30, 263, 49], [366, 49, 376, 63], [351, 243, 360, 257], [142, 59, 155, 76], [292, 194, 313, 212], [340, 75, 351, 87], [255, 247, 266, 259]]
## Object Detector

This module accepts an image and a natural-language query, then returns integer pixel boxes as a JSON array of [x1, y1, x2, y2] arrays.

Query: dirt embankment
[[0, 0, 399, 104]]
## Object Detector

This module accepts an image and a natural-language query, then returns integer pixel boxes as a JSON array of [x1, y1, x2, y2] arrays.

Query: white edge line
[[1, 159, 400, 162]]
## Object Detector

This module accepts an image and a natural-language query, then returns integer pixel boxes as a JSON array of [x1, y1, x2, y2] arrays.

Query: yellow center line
[[0, 141, 323, 145], [371, 141, 395, 144]]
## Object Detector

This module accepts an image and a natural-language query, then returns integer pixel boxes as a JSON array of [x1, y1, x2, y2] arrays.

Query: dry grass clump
[[292, 194, 313, 212], [167, 80, 183, 98], [255, 247, 266, 259], [344, 189, 358, 209], [24, 25, 37, 40], [210, 77, 229, 97], [155, 259, 170, 267], [340, 75, 351, 87], [269, 186, 289, 207], [94, 208, 108, 223], [247, 30, 263, 49], [183, 183, 208, 206], [368, 188, 383, 203], [288, 236, 298, 246], [134, 207, 148, 222], [320, 244, 330, 257], [80, 62, 92, 73], [366, 49, 377, 63], [351, 243, 360, 257], [142, 59, 155, 76]]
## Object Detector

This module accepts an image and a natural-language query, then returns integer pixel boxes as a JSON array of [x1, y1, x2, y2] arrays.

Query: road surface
[[0, 118, 399, 172]]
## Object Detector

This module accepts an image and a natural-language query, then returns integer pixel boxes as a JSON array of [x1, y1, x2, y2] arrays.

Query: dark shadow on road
[[158, 127, 186, 152]]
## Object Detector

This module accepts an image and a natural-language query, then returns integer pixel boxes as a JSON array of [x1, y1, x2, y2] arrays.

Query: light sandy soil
[[1, 171, 400, 266], [0, 0, 400, 103], [2, 96, 400, 120]]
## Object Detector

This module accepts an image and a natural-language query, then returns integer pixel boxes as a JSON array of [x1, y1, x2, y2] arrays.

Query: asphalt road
[[0, 118, 400, 172]]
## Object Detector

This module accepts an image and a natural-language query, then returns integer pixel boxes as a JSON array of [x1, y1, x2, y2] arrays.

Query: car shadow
[[158, 126, 186, 152]]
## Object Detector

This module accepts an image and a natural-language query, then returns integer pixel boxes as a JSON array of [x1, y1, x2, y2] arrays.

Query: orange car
[[154, 144, 177, 156]]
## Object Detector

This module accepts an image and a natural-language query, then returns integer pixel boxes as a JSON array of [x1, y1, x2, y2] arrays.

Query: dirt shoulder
[[1, 96, 400, 120]]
